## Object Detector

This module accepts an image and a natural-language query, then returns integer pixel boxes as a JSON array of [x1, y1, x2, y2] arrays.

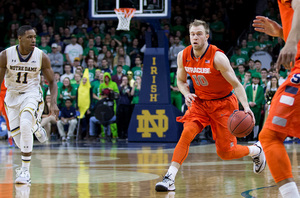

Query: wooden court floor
[[0, 140, 299, 198]]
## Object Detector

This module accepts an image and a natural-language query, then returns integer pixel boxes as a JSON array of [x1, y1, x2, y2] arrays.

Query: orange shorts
[[177, 93, 238, 152], [264, 67, 300, 138]]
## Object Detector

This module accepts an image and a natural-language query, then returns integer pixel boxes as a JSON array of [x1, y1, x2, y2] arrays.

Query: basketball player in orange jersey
[[155, 19, 266, 192], [252, 0, 300, 197]]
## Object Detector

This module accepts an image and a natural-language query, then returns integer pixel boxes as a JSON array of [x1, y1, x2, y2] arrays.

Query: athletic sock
[[166, 166, 178, 181], [247, 145, 260, 157], [21, 156, 31, 170], [279, 182, 300, 198]]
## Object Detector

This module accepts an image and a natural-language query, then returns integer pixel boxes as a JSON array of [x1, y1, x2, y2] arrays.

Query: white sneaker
[[15, 184, 31, 198], [15, 167, 31, 184], [32, 122, 48, 143], [155, 174, 175, 191], [252, 141, 266, 174]]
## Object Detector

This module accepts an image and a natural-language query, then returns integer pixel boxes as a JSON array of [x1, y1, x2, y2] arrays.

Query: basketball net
[[114, 8, 136, 31]]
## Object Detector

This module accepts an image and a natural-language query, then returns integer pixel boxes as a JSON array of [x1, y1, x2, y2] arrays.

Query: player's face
[[189, 25, 208, 50], [19, 29, 36, 51]]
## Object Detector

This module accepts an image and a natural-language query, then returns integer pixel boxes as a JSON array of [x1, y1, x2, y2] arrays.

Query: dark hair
[[17, 25, 34, 36], [65, 98, 72, 103]]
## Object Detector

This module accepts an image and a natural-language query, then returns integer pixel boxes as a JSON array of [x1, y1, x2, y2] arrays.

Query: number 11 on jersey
[[16, 72, 28, 84]]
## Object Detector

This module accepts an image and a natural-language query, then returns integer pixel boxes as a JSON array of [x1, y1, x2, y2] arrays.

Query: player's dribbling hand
[[184, 93, 197, 107], [50, 104, 60, 121], [243, 107, 256, 124]]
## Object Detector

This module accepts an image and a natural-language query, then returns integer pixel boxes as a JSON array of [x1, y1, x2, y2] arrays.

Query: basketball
[[227, 110, 254, 137]]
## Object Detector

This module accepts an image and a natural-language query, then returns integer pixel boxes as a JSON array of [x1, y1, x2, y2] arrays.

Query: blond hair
[[189, 19, 210, 35]]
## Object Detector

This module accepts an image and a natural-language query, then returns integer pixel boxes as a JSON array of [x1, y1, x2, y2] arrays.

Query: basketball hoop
[[114, 8, 136, 31]]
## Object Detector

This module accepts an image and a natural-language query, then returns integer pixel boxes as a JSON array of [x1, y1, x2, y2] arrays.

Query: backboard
[[89, 0, 170, 20]]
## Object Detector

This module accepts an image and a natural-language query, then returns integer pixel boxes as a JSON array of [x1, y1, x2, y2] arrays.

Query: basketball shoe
[[15, 183, 31, 198], [32, 122, 48, 143], [15, 167, 31, 184], [252, 141, 266, 174], [155, 173, 175, 191]]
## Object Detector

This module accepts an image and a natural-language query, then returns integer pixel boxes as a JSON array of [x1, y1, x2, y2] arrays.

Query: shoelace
[[162, 173, 173, 183], [253, 157, 260, 166]]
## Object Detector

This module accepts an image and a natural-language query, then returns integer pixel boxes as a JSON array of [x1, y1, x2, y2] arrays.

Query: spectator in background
[[236, 64, 246, 85], [169, 36, 185, 73], [104, 50, 114, 69], [64, 34, 83, 67], [97, 45, 108, 67], [131, 56, 143, 80], [60, 64, 74, 82], [247, 59, 256, 74], [83, 38, 99, 60], [48, 43, 64, 75], [100, 58, 112, 74], [82, 49, 98, 68], [127, 38, 140, 67], [41, 94, 57, 139], [260, 68, 269, 90], [99, 72, 119, 138], [230, 47, 249, 74], [264, 76, 279, 124], [209, 13, 225, 49], [62, 27, 72, 45], [111, 65, 124, 86], [170, 72, 182, 111], [113, 56, 130, 76], [60, 77, 76, 108], [57, 99, 78, 141], [113, 47, 131, 67], [39, 36, 51, 54], [245, 73, 265, 141], [71, 73, 82, 93], [131, 75, 142, 107], [240, 38, 251, 58], [86, 58, 96, 82], [53, 33, 65, 51], [246, 33, 258, 54], [254, 60, 262, 74], [117, 76, 132, 139], [94, 36, 102, 52], [89, 88, 116, 141]]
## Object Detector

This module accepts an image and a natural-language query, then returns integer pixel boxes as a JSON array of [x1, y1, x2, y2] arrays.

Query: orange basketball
[[227, 110, 254, 137]]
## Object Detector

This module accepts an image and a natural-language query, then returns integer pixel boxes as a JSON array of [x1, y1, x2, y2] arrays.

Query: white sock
[[279, 182, 300, 198], [166, 166, 178, 181], [21, 156, 31, 170], [248, 145, 260, 156]]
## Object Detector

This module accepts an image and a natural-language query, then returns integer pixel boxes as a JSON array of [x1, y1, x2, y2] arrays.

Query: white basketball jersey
[[5, 45, 42, 93]]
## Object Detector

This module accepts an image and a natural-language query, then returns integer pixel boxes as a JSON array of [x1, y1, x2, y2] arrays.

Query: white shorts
[[4, 89, 44, 137]]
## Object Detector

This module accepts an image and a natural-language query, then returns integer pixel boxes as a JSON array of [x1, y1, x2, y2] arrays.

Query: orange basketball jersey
[[278, 0, 300, 68], [182, 44, 233, 100]]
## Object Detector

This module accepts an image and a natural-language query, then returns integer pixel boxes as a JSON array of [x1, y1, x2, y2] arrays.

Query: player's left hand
[[243, 107, 256, 124], [50, 104, 60, 121]]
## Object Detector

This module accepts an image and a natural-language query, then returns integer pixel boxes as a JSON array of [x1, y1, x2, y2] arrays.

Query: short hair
[[261, 68, 268, 72], [189, 19, 210, 35], [17, 25, 34, 36], [254, 60, 262, 64]]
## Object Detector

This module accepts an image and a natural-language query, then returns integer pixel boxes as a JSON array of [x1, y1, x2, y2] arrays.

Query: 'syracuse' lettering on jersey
[[182, 44, 233, 100], [5, 45, 42, 93]]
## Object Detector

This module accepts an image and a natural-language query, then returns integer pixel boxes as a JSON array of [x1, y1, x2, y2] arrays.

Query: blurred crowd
[[0, 0, 284, 142]]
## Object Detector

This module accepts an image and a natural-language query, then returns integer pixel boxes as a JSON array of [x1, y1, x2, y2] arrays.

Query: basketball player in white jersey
[[0, 25, 59, 184]]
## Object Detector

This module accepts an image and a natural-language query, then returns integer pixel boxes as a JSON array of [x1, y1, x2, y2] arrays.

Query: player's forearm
[[177, 80, 190, 97], [49, 81, 58, 106], [234, 83, 250, 109]]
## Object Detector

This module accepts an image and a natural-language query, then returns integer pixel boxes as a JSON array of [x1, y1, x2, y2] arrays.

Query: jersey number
[[16, 72, 28, 84], [192, 75, 208, 86]]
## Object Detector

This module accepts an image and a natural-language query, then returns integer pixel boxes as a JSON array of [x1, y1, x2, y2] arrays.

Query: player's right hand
[[276, 43, 297, 71], [184, 93, 197, 107]]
